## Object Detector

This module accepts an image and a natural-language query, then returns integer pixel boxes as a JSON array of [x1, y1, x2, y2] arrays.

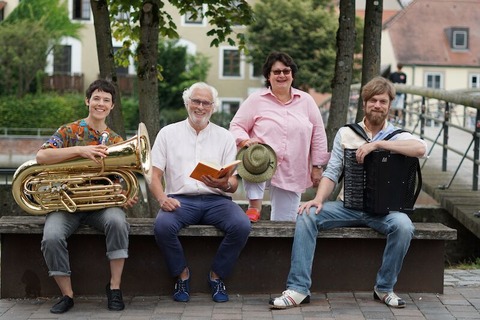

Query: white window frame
[[112, 38, 137, 75], [452, 30, 468, 50], [219, 98, 243, 114], [45, 37, 82, 75], [424, 72, 443, 89], [469, 73, 480, 89], [181, 4, 207, 27], [71, 0, 91, 21], [219, 46, 244, 79]]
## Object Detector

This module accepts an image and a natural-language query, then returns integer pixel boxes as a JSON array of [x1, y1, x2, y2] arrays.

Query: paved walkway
[[0, 269, 478, 319]]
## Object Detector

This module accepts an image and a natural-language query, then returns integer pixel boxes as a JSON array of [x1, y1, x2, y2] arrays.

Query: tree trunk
[[91, 0, 150, 217], [355, 0, 383, 122], [326, 0, 356, 151], [138, 0, 161, 217], [90, 0, 126, 138]]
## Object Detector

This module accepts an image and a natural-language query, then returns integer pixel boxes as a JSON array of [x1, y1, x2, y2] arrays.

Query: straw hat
[[236, 143, 277, 183]]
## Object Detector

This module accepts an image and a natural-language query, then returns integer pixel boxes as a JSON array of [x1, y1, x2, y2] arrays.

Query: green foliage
[[121, 97, 141, 131], [0, 94, 87, 129], [448, 257, 480, 270], [159, 108, 188, 127], [0, 0, 82, 97], [108, 0, 254, 69], [0, 20, 50, 96], [246, 0, 340, 93], [157, 39, 210, 110], [3, 0, 82, 40]]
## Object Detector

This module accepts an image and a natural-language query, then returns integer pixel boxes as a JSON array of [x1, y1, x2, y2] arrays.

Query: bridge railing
[[318, 84, 480, 191], [394, 84, 480, 191]]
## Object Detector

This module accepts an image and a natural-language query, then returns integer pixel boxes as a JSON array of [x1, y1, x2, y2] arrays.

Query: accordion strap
[[344, 123, 407, 142]]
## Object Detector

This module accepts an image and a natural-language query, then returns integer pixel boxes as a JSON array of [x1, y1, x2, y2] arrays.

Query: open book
[[190, 160, 241, 181]]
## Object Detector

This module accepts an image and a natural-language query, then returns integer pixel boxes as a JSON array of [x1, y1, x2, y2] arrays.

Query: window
[[113, 47, 129, 75], [221, 48, 241, 78], [453, 30, 468, 49], [469, 74, 480, 89], [250, 61, 263, 79], [221, 100, 241, 114], [53, 45, 72, 74], [73, 0, 90, 20], [183, 5, 204, 25], [445, 27, 468, 50], [425, 72, 443, 89], [0, 0, 5, 22]]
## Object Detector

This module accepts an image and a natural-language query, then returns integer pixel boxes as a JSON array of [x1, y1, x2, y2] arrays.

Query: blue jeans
[[154, 194, 251, 279], [286, 201, 414, 295], [41, 207, 130, 277]]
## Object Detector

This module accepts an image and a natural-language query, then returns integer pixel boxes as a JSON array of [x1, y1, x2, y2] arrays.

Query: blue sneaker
[[207, 274, 229, 303], [173, 277, 190, 302]]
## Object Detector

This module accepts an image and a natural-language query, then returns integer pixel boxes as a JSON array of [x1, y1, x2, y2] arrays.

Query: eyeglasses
[[271, 68, 292, 76], [189, 98, 214, 107]]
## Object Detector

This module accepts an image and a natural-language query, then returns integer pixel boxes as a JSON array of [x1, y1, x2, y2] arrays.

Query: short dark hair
[[262, 52, 298, 88], [85, 79, 116, 104]]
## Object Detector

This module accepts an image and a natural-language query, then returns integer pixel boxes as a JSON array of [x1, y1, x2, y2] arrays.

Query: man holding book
[[148, 82, 251, 303]]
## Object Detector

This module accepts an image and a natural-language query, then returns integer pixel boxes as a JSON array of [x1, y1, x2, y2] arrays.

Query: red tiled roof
[[385, 0, 480, 66]]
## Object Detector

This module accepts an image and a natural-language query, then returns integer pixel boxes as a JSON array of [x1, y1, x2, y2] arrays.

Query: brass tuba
[[12, 123, 152, 215]]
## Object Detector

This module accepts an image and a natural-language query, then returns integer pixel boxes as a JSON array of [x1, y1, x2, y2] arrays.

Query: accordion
[[343, 149, 422, 215]]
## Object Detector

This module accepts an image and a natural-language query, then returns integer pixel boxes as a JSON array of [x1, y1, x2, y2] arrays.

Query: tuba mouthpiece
[[99, 131, 109, 145]]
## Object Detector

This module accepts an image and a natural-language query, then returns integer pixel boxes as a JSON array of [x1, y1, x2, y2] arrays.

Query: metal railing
[[395, 85, 480, 190], [319, 84, 480, 191]]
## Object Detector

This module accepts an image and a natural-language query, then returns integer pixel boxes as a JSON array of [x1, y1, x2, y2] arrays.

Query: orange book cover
[[190, 160, 241, 181]]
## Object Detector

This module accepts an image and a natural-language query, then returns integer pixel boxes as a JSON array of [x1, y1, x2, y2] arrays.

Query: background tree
[[101, 0, 254, 144], [89, 0, 253, 216], [91, 0, 126, 138], [246, 0, 338, 93], [326, 0, 358, 150], [157, 39, 210, 125], [355, 0, 383, 121], [0, 0, 81, 97]]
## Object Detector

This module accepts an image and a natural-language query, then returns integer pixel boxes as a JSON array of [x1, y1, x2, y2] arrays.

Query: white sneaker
[[269, 289, 310, 309], [374, 288, 406, 308]]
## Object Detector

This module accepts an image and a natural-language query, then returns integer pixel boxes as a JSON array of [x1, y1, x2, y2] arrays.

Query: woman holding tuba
[[36, 79, 133, 314]]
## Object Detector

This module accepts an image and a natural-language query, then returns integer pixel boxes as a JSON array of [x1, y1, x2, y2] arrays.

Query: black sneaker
[[106, 283, 125, 311], [50, 295, 74, 314]]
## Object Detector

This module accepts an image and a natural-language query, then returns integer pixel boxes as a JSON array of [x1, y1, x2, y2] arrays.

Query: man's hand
[[160, 197, 181, 212], [202, 174, 230, 191], [355, 142, 377, 164], [298, 198, 323, 215]]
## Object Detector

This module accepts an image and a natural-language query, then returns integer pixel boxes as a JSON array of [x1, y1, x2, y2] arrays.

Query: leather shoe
[[106, 283, 125, 311], [50, 295, 74, 314]]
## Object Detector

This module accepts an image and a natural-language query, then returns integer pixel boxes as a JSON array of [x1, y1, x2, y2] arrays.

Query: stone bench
[[0, 215, 457, 298]]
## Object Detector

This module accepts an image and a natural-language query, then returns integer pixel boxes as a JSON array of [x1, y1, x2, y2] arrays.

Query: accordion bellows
[[343, 149, 421, 215]]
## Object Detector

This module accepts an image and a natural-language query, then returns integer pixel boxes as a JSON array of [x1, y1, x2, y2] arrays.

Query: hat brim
[[236, 143, 277, 183]]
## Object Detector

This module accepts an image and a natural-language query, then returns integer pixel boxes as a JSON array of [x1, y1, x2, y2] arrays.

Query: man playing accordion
[[270, 76, 427, 309]]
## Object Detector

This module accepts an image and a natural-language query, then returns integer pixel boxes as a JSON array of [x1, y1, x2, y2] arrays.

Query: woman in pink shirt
[[230, 52, 329, 222]]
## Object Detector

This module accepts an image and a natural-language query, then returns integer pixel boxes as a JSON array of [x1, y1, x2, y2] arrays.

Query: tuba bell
[[12, 123, 152, 215]]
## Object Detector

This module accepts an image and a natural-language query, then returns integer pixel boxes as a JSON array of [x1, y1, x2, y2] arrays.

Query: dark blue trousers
[[153, 194, 251, 279]]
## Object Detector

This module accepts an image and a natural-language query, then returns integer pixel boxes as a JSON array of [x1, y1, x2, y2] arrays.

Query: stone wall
[[0, 137, 43, 168]]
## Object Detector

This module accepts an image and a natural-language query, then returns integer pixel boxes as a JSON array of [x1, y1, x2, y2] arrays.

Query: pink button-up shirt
[[230, 87, 329, 193]]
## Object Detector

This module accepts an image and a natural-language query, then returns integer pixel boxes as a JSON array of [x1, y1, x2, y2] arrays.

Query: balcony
[[42, 74, 136, 95]]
